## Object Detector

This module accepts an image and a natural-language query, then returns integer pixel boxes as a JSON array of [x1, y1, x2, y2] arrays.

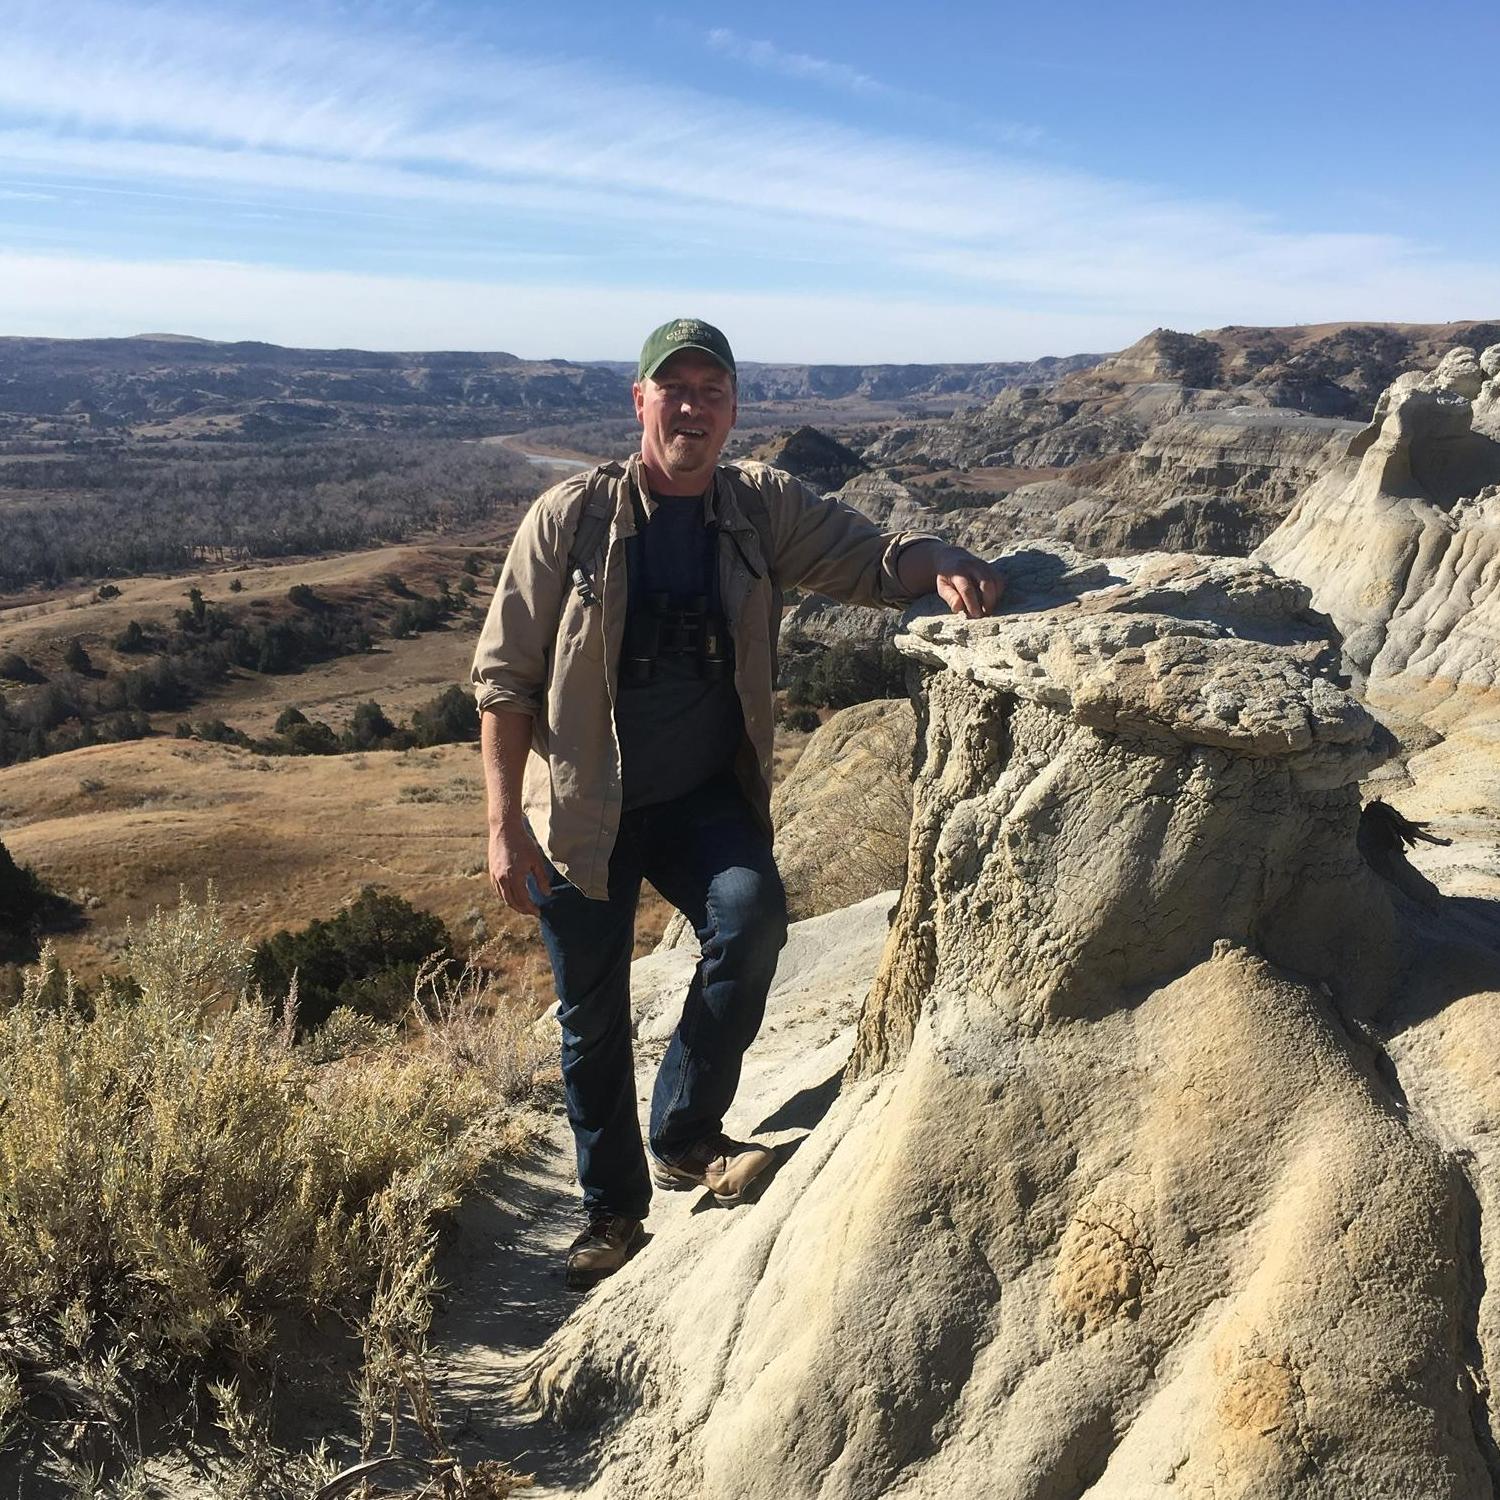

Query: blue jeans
[[532, 773, 789, 1220]]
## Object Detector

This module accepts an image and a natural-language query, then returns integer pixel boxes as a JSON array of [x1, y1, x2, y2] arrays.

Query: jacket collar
[[620, 453, 757, 537]]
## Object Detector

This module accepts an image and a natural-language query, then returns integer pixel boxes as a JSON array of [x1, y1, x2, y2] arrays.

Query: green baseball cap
[[637, 317, 736, 382]]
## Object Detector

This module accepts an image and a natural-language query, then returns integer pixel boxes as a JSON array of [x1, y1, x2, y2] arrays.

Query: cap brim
[[640, 344, 736, 382]]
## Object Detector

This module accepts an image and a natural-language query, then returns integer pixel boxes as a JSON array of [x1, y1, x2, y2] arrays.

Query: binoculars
[[622, 593, 731, 685]]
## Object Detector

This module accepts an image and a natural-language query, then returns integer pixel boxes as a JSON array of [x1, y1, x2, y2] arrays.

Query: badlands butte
[[3, 320, 1500, 1497]]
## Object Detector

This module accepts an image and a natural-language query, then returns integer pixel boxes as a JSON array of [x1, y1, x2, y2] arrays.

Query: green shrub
[[410, 684, 479, 747], [346, 700, 396, 750], [114, 619, 148, 653], [252, 887, 454, 1033], [782, 641, 908, 710], [280, 718, 340, 756]]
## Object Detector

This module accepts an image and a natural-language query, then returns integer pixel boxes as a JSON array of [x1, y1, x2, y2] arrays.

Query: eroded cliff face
[[523, 546, 1500, 1500], [1254, 345, 1500, 905], [1255, 344, 1500, 701]]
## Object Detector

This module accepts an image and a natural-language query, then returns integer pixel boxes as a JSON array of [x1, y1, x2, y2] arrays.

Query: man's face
[[633, 349, 737, 491]]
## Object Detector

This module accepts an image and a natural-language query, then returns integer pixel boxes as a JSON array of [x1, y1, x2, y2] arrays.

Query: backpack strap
[[564, 475, 617, 608]]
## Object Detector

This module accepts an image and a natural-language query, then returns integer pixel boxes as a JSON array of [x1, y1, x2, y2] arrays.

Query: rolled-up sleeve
[[762, 469, 943, 608], [471, 493, 569, 716]]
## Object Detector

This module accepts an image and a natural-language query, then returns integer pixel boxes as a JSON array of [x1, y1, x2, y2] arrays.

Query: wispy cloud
[[704, 28, 889, 98], [0, 1, 1494, 357], [700, 25, 1045, 148]]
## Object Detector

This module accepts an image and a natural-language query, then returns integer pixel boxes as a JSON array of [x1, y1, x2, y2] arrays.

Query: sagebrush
[[0, 889, 548, 1493]]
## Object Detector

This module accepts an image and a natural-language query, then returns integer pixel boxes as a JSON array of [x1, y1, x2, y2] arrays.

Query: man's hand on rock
[[935, 548, 1004, 619], [489, 821, 551, 917], [896, 540, 1004, 617]]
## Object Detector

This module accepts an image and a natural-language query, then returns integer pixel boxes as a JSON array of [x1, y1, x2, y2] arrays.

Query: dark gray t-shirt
[[614, 495, 744, 810]]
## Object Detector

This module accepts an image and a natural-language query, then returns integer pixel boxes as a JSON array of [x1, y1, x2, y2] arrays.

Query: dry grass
[[0, 739, 510, 984], [0, 720, 769, 982], [0, 890, 545, 1496]]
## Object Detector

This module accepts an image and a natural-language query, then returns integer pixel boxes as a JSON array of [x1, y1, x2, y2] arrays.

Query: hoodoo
[[524, 544, 1500, 1499]]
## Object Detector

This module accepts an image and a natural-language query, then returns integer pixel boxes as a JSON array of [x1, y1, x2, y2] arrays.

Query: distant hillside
[[748, 425, 868, 490], [1077, 320, 1500, 416], [0, 335, 627, 439], [731, 354, 1103, 403], [874, 320, 1500, 471], [0, 336, 1105, 441]]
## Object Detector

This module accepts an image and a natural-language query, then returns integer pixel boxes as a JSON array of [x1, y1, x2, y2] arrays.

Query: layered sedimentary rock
[[1256, 345, 1500, 702], [831, 471, 943, 530], [869, 328, 1500, 562], [1113, 408, 1362, 513], [875, 322, 1500, 472], [526, 545, 1500, 1498], [1255, 344, 1500, 906], [956, 483, 1291, 560]]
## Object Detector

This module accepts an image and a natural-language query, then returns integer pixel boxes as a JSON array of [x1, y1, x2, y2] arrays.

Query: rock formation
[[831, 471, 943, 531], [875, 322, 1500, 473], [746, 425, 867, 492], [767, 697, 914, 921], [1255, 344, 1500, 910], [1111, 408, 1362, 516], [1256, 344, 1500, 705], [523, 544, 1500, 1498], [859, 327, 1500, 566]]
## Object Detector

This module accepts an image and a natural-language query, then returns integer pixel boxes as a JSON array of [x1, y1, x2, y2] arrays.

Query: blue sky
[[0, 0, 1495, 362]]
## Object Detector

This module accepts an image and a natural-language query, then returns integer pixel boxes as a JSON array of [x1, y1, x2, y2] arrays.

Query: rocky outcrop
[[768, 698, 914, 920], [852, 546, 1388, 1070], [954, 482, 1310, 561], [747, 426, 866, 492], [1113, 408, 1362, 512], [829, 472, 942, 531], [1255, 345, 1500, 700], [1254, 345, 1500, 908], [523, 544, 1500, 1498]]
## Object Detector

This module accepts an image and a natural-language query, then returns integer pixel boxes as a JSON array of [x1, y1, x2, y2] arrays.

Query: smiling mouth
[[673, 427, 707, 439]]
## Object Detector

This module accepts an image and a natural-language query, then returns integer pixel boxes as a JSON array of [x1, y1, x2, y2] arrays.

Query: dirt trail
[[422, 893, 899, 1496], [430, 1120, 598, 1496]]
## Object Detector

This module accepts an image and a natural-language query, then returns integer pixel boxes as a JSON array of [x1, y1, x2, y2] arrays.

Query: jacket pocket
[[555, 592, 605, 663]]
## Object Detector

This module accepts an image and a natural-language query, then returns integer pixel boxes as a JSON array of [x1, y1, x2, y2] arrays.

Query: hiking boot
[[650, 1134, 773, 1205], [565, 1213, 646, 1290]]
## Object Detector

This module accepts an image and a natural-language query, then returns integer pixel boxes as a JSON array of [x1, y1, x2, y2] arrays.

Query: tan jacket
[[471, 452, 938, 899]]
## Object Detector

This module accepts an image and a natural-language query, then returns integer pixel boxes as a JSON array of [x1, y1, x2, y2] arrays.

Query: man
[[472, 318, 1002, 1289]]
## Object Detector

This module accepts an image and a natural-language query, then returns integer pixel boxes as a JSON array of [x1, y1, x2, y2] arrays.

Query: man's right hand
[[489, 822, 551, 917]]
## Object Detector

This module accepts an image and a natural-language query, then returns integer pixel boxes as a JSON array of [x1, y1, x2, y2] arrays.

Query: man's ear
[[632, 381, 645, 423]]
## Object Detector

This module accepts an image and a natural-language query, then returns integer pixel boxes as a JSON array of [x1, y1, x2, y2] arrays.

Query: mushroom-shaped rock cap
[[899, 545, 1388, 783]]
